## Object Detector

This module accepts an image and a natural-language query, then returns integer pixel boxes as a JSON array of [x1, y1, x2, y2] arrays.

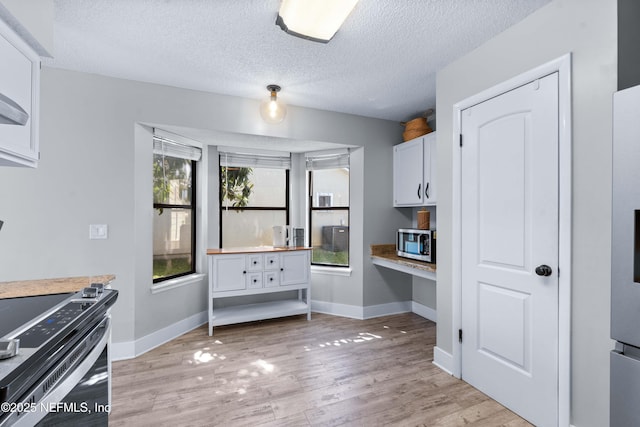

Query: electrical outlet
[[89, 224, 108, 239]]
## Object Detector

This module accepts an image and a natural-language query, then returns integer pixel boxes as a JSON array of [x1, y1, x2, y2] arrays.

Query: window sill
[[151, 273, 206, 294], [311, 266, 352, 277]]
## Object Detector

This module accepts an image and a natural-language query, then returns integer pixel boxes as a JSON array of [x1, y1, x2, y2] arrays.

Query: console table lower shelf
[[210, 299, 310, 330]]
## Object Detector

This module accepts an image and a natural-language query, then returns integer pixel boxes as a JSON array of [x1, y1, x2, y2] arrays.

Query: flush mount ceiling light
[[276, 0, 359, 43], [260, 85, 287, 124]]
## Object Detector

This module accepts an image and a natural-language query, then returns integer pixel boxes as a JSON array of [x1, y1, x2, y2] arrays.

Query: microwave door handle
[[420, 234, 429, 255]]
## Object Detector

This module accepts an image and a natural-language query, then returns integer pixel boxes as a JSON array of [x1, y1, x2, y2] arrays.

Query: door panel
[[477, 283, 530, 372], [478, 114, 529, 270], [461, 73, 559, 427]]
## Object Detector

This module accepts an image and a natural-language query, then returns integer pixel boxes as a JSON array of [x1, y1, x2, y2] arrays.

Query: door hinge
[[458, 329, 463, 343], [459, 134, 463, 147]]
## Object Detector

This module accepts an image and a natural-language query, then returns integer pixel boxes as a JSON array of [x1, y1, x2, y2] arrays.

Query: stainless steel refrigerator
[[611, 84, 640, 426]]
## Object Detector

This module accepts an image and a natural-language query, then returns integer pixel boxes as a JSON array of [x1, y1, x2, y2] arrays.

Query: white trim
[[310, 300, 415, 319], [451, 53, 572, 427], [111, 310, 207, 361], [311, 300, 364, 319], [363, 301, 412, 318], [150, 273, 206, 294], [218, 144, 291, 158], [311, 265, 352, 276], [412, 301, 437, 322], [154, 128, 204, 149], [110, 340, 135, 361], [433, 346, 455, 375]]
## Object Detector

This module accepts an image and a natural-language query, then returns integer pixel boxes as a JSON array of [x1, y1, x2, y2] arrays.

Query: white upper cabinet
[[393, 136, 424, 206], [393, 132, 437, 207], [0, 18, 40, 168]]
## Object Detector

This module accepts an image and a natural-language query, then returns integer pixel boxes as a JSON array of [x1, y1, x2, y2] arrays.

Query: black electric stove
[[0, 286, 117, 426]]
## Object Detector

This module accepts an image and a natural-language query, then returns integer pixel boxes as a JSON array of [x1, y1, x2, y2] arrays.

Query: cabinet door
[[393, 137, 424, 206], [0, 20, 39, 167], [280, 251, 310, 286], [423, 132, 437, 205], [212, 255, 247, 292]]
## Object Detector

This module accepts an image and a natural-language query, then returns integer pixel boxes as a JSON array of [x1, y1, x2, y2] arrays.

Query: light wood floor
[[109, 313, 532, 426]]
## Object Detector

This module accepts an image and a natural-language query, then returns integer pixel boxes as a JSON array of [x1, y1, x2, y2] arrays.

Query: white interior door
[[460, 73, 559, 426]]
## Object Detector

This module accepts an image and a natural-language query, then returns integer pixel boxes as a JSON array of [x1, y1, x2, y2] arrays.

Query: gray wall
[[0, 67, 412, 345], [413, 278, 436, 310], [436, 0, 616, 425]]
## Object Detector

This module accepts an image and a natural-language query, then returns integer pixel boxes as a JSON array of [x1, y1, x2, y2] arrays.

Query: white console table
[[207, 247, 311, 335]]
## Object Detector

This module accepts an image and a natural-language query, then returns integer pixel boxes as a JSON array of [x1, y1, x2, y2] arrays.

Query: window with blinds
[[219, 150, 290, 248], [306, 149, 350, 267], [152, 135, 201, 282]]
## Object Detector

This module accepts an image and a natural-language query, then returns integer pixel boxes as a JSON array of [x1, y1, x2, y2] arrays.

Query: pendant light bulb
[[260, 84, 287, 124]]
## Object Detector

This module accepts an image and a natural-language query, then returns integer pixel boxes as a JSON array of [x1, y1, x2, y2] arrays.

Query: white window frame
[[151, 130, 203, 292]]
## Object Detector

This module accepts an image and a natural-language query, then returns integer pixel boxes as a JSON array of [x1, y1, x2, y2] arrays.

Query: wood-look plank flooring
[[109, 313, 532, 426]]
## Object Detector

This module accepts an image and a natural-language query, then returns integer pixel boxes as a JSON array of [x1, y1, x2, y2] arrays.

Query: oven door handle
[[9, 316, 111, 427]]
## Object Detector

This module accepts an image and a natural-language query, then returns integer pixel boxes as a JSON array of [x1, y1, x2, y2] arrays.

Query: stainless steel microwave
[[397, 228, 436, 263]]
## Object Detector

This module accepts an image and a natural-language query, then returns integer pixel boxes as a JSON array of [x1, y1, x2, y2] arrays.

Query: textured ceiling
[[45, 0, 550, 125]]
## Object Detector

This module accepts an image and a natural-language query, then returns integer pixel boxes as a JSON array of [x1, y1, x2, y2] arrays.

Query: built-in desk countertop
[[370, 244, 436, 281]]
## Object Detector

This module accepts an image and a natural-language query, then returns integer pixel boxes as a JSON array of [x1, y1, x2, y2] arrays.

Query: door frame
[[451, 53, 572, 426]]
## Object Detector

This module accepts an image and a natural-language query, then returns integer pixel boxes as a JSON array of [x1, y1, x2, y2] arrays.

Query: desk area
[[370, 244, 436, 281]]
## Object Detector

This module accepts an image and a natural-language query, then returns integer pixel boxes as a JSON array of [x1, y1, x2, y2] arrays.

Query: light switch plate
[[89, 224, 108, 239]]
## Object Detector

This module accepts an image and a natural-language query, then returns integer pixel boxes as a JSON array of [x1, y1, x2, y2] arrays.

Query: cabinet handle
[[425, 182, 430, 199], [253, 260, 257, 265], [417, 183, 421, 198], [270, 260, 274, 264], [243, 270, 246, 274], [253, 279, 257, 283], [269, 277, 273, 282], [280, 268, 284, 271]]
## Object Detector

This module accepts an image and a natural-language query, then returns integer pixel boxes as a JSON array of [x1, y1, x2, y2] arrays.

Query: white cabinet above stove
[[0, 17, 40, 168]]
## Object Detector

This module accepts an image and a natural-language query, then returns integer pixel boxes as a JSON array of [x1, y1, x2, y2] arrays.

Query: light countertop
[[370, 244, 436, 278], [0, 274, 116, 299], [207, 246, 312, 255]]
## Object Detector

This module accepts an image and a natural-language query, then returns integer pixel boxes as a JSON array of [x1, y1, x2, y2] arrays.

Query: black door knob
[[535, 265, 553, 277]]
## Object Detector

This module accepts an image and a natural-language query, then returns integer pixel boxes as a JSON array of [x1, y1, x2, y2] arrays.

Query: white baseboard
[[433, 346, 454, 375], [411, 301, 437, 322], [110, 340, 135, 361], [111, 310, 207, 361], [311, 300, 364, 319], [363, 301, 412, 319], [311, 300, 414, 320]]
